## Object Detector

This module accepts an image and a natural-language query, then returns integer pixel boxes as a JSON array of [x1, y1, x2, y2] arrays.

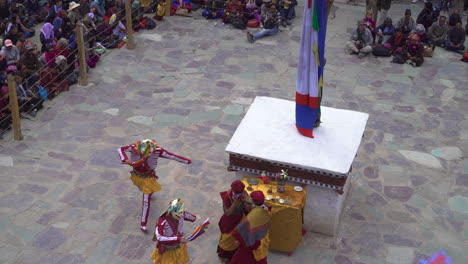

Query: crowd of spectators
[[0, 0, 161, 137], [347, 2, 467, 67], [0, 0, 301, 138]]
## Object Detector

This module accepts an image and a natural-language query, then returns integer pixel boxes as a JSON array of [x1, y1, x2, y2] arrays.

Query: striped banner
[[295, 0, 328, 138]]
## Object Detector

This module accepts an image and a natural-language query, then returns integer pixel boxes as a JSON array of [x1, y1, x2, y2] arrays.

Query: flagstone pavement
[[0, 2, 467, 264]]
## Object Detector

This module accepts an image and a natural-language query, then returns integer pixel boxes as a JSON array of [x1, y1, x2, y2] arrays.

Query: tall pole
[[7, 75, 23, 141], [76, 21, 88, 86], [125, 0, 135, 50], [165, 0, 171, 17]]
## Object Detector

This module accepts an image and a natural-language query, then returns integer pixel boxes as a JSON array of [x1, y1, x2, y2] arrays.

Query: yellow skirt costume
[[130, 172, 162, 194], [218, 232, 239, 252], [151, 244, 190, 264]]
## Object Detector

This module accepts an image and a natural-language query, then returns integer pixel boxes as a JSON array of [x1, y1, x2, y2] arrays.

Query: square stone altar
[[225, 97, 369, 236]]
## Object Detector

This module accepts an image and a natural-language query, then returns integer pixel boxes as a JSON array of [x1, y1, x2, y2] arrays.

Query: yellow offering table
[[242, 177, 306, 254]]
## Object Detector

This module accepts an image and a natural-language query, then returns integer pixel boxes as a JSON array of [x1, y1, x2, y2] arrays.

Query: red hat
[[250, 191, 265, 205], [231, 180, 245, 193]]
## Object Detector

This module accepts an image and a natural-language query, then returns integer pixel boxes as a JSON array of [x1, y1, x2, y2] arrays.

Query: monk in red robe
[[230, 191, 271, 264], [217, 180, 250, 260]]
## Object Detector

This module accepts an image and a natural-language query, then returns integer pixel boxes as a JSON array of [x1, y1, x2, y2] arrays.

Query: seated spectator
[[0, 39, 20, 66], [79, 0, 91, 18], [416, 2, 437, 29], [15, 73, 43, 117], [90, 0, 106, 21], [363, 9, 376, 33], [0, 0, 10, 21], [279, 0, 294, 26], [53, 0, 64, 17], [172, 0, 193, 15], [85, 32, 101, 68], [97, 16, 113, 42], [38, 1, 53, 23], [245, 0, 261, 25], [402, 34, 424, 67], [260, 0, 271, 16], [43, 45, 57, 67], [411, 24, 429, 45], [223, 0, 245, 25], [202, 0, 225, 19], [345, 20, 373, 58], [68, 2, 82, 26], [397, 9, 415, 37], [53, 9, 67, 39], [154, 0, 166, 21], [375, 17, 395, 44], [0, 85, 11, 135], [448, 9, 462, 27], [5, 25, 21, 45], [246, 4, 281, 43], [26, 0, 41, 18], [428, 15, 448, 47], [39, 63, 69, 98], [12, 15, 35, 39], [40, 22, 57, 52], [55, 55, 78, 85], [20, 44, 40, 73], [54, 38, 70, 59], [445, 21, 465, 53], [113, 19, 127, 40]]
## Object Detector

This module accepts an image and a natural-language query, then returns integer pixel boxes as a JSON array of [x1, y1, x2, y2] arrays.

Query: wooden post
[[76, 21, 88, 86], [7, 75, 23, 141], [165, 0, 171, 17], [125, 0, 135, 50]]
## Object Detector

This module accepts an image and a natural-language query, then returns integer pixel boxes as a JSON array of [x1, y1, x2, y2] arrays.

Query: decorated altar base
[[226, 97, 369, 236]]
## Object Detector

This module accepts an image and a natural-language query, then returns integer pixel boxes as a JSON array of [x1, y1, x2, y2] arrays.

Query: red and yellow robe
[[230, 206, 271, 264], [217, 190, 246, 259]]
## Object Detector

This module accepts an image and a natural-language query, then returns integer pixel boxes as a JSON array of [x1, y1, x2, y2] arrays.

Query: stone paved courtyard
[[1, 2, 467, 264]]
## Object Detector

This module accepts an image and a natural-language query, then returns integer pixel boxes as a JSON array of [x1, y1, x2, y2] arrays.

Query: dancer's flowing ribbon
[[188, 218, 210, 241]]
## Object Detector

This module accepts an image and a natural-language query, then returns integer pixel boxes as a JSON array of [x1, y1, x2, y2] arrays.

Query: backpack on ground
[[146, 18, 156, 30], [391, 54, 405, 64], [372, 44, 392, 57], [247, 19, 260, 28], [232, 18, 246, 29]]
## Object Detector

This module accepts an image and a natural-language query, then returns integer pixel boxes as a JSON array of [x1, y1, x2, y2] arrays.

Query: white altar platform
[[226, 97, 369, 235]]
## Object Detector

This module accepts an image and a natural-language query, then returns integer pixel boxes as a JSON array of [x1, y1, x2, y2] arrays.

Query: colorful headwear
[[168, 198, 185, 214], [133, 139, 157, 156], [410, 34, 420, 41], [250, 191, 265, 205], [231, 180, 245, 193], [415, 24, 425, 34]]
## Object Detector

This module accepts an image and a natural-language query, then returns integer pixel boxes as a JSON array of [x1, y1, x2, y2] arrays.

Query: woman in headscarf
[[40, 22, 56, 52], [39, 57, 69, 98], [54, 38, 70, 59], [411, 24, 429, 45], [402, 34, 424, 67]]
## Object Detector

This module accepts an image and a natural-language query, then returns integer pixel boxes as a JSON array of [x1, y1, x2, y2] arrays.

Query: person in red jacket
[[118, 139, 191, 231], [217, 180, 251, 260], [151, 199, 197, 264], [230, 191, 271, 264]]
